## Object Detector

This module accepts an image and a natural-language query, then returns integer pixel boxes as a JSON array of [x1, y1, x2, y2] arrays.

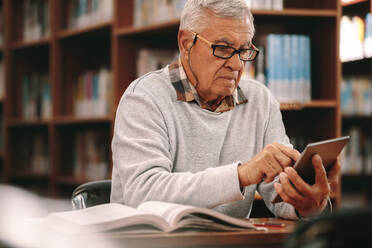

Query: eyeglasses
[[190, 31, 259, 62]]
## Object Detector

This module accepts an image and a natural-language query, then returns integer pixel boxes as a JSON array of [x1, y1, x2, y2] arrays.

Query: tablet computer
[[272, 136, 350, 203]]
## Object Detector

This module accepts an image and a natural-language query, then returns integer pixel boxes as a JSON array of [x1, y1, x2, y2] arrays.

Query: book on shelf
[[35, 201, 263, 234], [133, 0, 187, 27], [73, 67, 113, 117], [340, 14, 372, 62], [365, 13, 372, 58], [341, 127, 372, 176], [341, 77, 372, 116], [266, 34, 311, 104], [15, 132, 50, 174], [246, 0, 283, 10], [22, 0, 49, 41], [73, 129, 108, 181], [66, 0, 113, 29], [242, 45, 265, 84], [136, 49, 178, 77], [22, 73, 52, 120]]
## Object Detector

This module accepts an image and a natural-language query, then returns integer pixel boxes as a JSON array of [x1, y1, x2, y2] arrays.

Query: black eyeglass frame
[[190, 31, 259, 62]]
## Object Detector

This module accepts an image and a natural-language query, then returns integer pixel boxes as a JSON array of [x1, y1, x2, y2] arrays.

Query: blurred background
[[0, 0, 371, 222]]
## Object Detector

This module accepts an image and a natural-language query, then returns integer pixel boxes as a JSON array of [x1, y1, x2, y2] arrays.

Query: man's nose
[[226, 52, 243, 71]]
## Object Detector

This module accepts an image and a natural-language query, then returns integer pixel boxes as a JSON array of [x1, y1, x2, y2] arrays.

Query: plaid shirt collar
[[169, 57, 248, 113]]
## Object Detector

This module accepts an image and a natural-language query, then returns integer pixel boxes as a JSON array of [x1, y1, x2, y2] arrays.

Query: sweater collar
[[169, 57, 247, 113]]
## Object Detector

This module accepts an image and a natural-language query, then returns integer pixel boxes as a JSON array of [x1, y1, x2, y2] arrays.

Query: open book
[[38, 201, 263, 234]]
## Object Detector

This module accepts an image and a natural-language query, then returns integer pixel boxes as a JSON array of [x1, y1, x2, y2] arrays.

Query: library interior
[[0, 0, 372, 247]]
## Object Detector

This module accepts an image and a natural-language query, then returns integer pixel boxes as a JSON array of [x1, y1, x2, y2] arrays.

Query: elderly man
[[111, 0, 339, 219]]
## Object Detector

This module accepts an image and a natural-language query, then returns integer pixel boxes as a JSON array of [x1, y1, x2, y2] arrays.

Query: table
[[104, 218, 297, 248]]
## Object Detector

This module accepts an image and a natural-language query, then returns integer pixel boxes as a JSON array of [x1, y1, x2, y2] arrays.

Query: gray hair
[[180, 0, 255, 40]]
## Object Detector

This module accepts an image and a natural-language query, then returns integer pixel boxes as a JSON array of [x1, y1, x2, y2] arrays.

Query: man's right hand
[[238, 143, 301, 187]]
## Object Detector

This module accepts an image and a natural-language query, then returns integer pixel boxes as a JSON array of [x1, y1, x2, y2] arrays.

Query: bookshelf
[[340, 0, 372, 208], [1, 0, 342, 212]]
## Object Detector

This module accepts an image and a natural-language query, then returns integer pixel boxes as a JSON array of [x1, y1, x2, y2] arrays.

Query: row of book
[[246, 0, 283, 10], [134, 0, 186, 27], [73, 67, 113, 117], [22, 0, 49, 42], [340, 14, 372, 62], [341, 77, 372, 117], [73, 129, 109, 181], [66, 0, 113, 29], [341, 127, 372, 176], [266, 34, 311, 103], [22, 73, 52, 120], [15, 132, 50, 175], [133, 0, 284, 27], [137, 49, 178, 77]]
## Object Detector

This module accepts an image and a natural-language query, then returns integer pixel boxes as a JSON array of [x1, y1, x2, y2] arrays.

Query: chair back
[[71, 180, 111, 210]]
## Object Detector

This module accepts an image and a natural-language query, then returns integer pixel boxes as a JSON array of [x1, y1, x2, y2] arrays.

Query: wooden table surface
[[103, 218, 298, 248]]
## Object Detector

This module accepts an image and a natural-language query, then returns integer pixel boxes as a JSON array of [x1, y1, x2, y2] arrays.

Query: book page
[[44, 203, 170, 234], [138, 201, 259, 231]]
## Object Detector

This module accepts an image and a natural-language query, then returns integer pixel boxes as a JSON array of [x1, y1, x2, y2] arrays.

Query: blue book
[[282, 34, 291, 102]]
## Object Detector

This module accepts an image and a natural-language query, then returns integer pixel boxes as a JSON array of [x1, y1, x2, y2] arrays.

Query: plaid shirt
[[169, 58, 248, 112]]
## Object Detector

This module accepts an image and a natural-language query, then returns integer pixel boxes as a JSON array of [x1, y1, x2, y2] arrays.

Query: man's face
[[188, 14, 251, 102]]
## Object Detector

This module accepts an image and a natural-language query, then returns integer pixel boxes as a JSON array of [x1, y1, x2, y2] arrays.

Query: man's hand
[[274, 154, 341, 217], [238, 143, 300, 186]]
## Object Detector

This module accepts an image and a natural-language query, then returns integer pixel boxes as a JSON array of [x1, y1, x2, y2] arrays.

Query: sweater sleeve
[[111, 88, 244, 209], [257, 93, 299, 220]]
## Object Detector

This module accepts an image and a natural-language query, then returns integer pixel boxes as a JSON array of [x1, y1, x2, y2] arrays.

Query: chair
[[285, 207, 372, 248], [71, 179, 112, 210]]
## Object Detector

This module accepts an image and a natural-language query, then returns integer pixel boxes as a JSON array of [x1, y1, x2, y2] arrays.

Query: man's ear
[[178, 30, 194, 57]]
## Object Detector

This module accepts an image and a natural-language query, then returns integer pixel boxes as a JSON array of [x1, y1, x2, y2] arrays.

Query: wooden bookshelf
[[1, 0, 343, 212], [340, 0, 372, 207]]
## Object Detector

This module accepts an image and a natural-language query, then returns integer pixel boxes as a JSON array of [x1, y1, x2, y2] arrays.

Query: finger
[[262, 151, 284, 182], [274, 181, 294, 205], [274, 151, 293, 168], [327, 156, 341, 181], [279, 172, 304, 202], [312, 154, 329, 188], [276, 143, 301, 163]]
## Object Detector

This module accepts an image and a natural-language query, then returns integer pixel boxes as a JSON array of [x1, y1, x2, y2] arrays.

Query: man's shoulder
[[125, 67, 175, 99], [239, 78, 272, 97]]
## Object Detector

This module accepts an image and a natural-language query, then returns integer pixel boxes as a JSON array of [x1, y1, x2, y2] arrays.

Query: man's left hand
[[274, 154, 341, 217]]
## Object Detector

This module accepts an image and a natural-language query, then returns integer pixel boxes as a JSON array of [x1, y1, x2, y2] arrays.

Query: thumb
[[313, 154, 328, 187]]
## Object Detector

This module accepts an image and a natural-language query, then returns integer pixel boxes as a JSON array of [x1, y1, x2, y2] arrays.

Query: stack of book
[[66, 0, 113, 29], [22, 0, 49, 41], [73, 67, 113, 118], [340, 13, 372, 62], [22, 73, 51, 120], [266, 34, 311, 103], [341, 77, 372, 117]]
